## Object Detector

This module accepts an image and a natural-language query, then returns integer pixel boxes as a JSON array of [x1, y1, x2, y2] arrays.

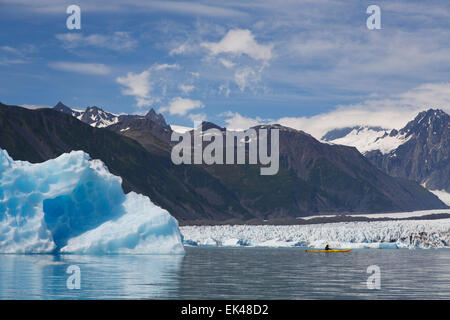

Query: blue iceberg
[[0, 148, 184, 254]]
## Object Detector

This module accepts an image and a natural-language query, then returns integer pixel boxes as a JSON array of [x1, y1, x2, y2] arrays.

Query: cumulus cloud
[[116, 69, 155, 107], [201, 29, 273, 61], [200, 29, 273, 93], [116, 64, 182, 107], [221, 111, 265, 131], [159, 97, 204, 116], [49, 62, 111, 75]]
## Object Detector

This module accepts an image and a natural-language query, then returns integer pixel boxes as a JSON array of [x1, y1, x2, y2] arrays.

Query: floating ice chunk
[[200, 238, 218, 246], [0, 148, 184, 254], [61, 192, 184, 254], [254, 239, 295, 248], [222, 238, 245, 247], [183, 239, 198, 246]]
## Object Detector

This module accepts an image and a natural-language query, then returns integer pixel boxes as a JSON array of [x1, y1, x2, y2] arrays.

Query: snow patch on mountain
[[300, 209, 450, 220], [429, 190, 450, 206]]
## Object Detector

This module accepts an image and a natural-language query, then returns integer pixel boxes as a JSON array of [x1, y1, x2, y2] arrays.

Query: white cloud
[[49, 62, 111, 75], [200, 29, 272, 93], [116, 69, 153, 107], [56, 32, 137, 51], [179, 84, 195, 94], [284, 82, 450, 138], [218, 83, 230, 97], [170, 43, 189, 56], [116, 64, 181, 107], [221, 111, 265, 131], [1, 46, 21, 55], [219, 58, 235, 68], [159, 97, 204, 116], [0, 58, 27, 65], [145, 1, 246, 17], [221, 83, 450, 138], [188, 113, 207, 123], [234, 67, 261, 92], [0, 44, 36, 65], [2, 0, 247, 17], [201, 29, 273, 61], [153, 63, 180, 71]]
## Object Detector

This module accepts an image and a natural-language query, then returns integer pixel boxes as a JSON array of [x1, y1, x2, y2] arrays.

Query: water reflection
[[0, 254, 184, 299], [0, 248, 450, 299]]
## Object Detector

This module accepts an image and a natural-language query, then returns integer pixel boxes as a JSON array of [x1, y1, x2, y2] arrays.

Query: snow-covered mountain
[[321, 126, 385, 142], [54, 102, 122, 127], [2, 102, 447, 222], [323, 109, 450, 195], [322, 126, 410, 154], [79, 106, 121, 127], [53, 102, 168, 129]]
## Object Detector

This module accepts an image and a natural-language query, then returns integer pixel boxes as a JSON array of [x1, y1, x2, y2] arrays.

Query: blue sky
[[1, 0, 450, 137]]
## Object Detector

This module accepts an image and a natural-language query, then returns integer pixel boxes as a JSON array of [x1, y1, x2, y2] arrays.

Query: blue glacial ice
[[0, 148, 184, 254]]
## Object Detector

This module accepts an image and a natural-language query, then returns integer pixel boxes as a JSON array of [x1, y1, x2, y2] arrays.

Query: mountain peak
[[414, 108, 447, 122], [54, 101, 66, 107], [365, 108, 449, 192], [53, 101, 71, 111], [53, 102, 84, 119], [85, 106, 105, 113], [199, 121, 225, 131], [144, 108, 168, 127], [145, 108, 157, 117], [400, 108, 449, 137]]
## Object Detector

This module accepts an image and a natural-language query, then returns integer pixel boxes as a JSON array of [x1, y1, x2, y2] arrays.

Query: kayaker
[[325, 242, 330, 250]]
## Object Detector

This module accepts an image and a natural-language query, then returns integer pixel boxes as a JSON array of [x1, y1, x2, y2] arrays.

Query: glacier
[[180, 218, 450, 249], [327, 126, 410, 155], [0, 148, 184, 254]]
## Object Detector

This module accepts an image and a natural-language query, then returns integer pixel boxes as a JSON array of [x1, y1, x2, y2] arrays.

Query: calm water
[[0, 247, 450, 299]]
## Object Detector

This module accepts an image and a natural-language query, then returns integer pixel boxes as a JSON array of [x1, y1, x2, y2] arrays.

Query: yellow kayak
[[306, 249, 352, 253]]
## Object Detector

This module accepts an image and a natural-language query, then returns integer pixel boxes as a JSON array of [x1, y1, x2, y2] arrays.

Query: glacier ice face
[[180, 218, 450, 249], [0, 148, 184, 254]]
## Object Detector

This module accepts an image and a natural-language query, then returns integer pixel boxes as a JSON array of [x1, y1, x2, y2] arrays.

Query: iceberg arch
[[0, 148, 184, 254]]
